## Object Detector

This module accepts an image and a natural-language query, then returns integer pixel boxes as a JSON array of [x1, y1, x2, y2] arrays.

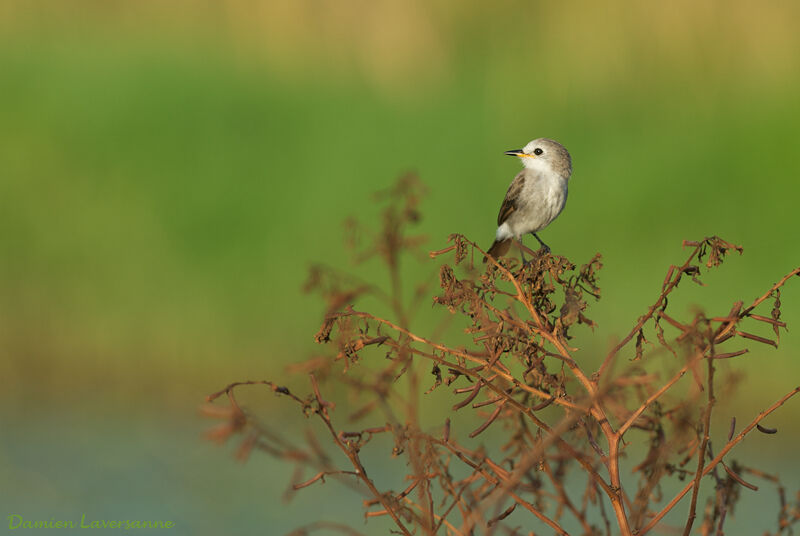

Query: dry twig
[[205, 175, 800, 535]]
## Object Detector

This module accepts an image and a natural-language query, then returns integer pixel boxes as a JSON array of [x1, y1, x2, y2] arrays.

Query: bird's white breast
[[495, 168, 568, 241]]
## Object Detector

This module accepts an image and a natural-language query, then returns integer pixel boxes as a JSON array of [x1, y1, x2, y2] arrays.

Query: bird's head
[[505, 138, 572, 178]]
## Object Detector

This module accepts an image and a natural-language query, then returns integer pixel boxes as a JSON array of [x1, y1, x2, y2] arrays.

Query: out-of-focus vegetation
[[1, 1, 798, 532]]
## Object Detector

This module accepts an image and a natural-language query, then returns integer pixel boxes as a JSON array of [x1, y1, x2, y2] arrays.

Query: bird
[[485, 138, 572, 264]]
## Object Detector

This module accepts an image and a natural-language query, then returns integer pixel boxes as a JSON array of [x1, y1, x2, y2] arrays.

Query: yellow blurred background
[[1, 1, 799, 533]]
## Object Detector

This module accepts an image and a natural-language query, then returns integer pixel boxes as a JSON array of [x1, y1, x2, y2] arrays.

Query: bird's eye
[[534, 148, 543, 155]]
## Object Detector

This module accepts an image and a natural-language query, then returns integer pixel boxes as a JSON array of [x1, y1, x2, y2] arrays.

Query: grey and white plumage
[[486, 138, 572, 261]]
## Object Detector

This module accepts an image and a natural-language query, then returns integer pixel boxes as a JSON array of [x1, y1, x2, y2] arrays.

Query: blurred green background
[[2, 1, 799, 533]]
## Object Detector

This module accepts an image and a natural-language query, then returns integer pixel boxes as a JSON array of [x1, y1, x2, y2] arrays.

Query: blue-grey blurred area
[[1, 1, 799, 533]]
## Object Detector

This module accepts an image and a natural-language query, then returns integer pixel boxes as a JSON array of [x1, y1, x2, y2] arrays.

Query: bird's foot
[[530, 233, 551, 255]]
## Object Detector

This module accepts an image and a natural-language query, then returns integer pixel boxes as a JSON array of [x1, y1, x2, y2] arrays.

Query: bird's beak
[[504, 149, 532, 158]]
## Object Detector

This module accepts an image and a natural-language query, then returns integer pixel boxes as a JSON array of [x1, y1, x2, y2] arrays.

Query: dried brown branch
[[203, 176, 800, 536], [639, 386, 800, 535]]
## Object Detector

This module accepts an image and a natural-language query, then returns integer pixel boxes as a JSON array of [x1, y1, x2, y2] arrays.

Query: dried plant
[[204, 174, 800, 535]]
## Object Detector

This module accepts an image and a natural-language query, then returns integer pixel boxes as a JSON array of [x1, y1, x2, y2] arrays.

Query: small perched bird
[[485, 138, 572, 263]]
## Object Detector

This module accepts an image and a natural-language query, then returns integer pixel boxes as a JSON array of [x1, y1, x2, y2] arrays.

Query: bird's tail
[[483, 238, 512, 263]]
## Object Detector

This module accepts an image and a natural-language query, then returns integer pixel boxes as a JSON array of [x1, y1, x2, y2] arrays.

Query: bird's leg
[[531, 233, 551, 254], [512, 237, 529, 266]]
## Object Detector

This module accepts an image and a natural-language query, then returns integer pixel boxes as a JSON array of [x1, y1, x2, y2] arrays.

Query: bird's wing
[[497, 171, 526, 226]]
